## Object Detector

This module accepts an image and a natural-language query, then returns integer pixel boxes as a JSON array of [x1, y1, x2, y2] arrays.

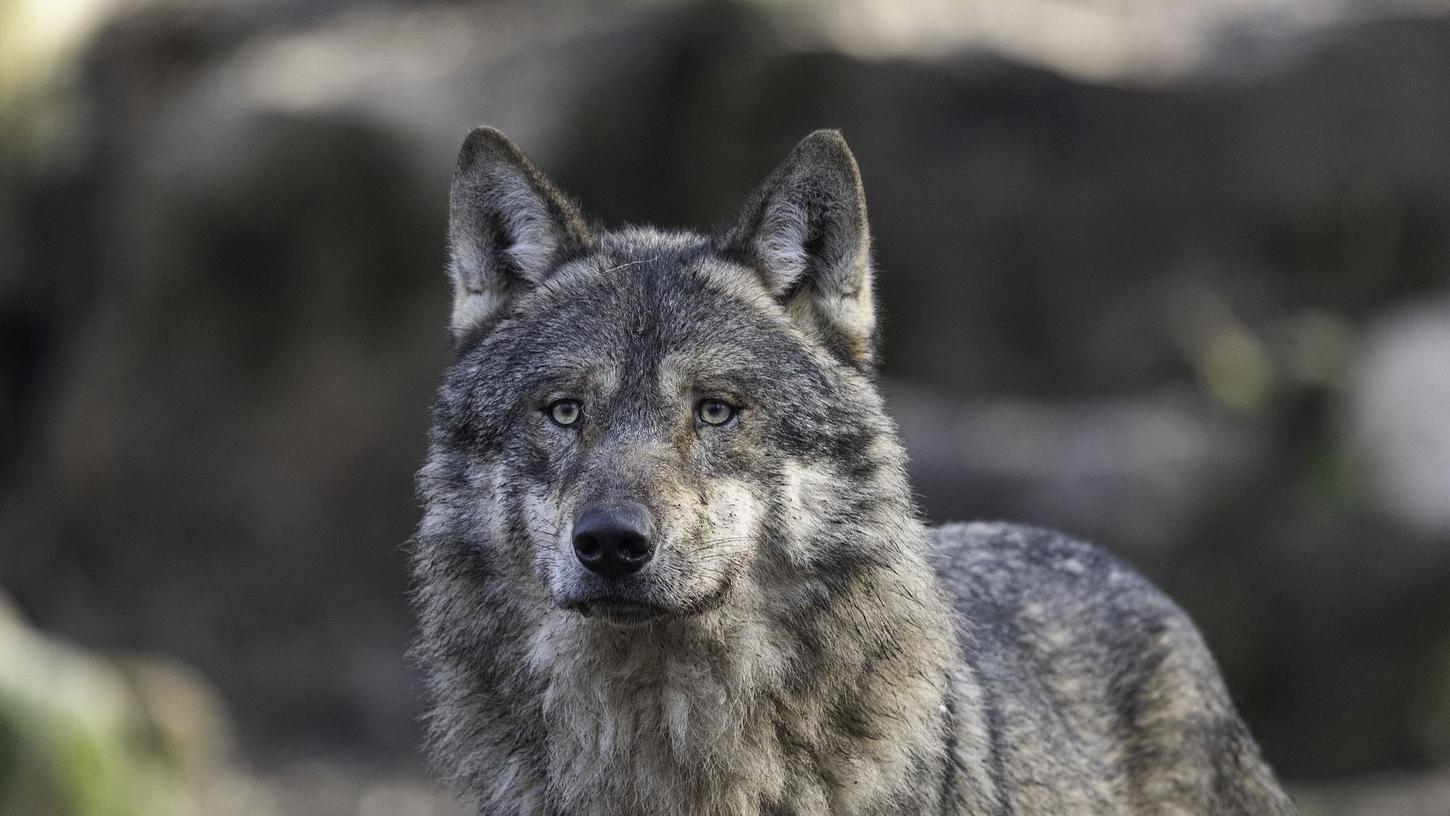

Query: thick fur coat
[[409, 127, 1296, 815]]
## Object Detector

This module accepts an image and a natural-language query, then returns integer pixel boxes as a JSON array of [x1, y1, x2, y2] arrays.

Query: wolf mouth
[[573, 600, 667, 625], [566, 576, 737, 626]]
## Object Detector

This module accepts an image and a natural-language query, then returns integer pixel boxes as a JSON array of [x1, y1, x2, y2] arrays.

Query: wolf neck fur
[[525, 518, 959, 815]]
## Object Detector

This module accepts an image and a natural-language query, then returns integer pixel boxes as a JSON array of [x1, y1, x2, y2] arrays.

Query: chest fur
[[525, 613, 823, 815], [521, 608, 959, 816]]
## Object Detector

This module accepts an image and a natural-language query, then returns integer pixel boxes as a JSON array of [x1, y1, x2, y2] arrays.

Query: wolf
[[409, 126, 1296, 815]]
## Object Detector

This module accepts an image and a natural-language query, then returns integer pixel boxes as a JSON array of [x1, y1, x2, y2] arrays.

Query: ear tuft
[[447, 127, 591, 335], [717, 130, 876, 368]]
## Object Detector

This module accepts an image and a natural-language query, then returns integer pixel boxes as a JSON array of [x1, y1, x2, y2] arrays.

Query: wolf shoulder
[[931, 520, 1225, 703], [933, 520, 1203, 659], [931, 521, 1296, 815]]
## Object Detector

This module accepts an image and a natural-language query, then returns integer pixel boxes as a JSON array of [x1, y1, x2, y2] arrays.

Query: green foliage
[[0, 597, 229, 816]]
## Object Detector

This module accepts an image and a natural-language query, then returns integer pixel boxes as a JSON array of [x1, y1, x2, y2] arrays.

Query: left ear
[[716, 130, 876, 369]]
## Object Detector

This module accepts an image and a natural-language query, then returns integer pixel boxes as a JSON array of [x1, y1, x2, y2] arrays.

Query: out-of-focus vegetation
[[0, 593, 227, 816], [2, 0, 1449, 813], [0, 593, 463, 816]]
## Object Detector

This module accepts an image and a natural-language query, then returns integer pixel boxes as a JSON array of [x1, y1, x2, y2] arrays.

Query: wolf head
[[421, 127, 916, 628], [414, 129, 956, 813]]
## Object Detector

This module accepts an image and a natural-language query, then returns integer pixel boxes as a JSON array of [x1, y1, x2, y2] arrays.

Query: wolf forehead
[[435, 230, 871, 442], [456, 227, 808, 377]]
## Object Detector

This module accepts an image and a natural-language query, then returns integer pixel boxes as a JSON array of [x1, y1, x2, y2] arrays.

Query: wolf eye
[[547, 399, 582, 427], [696, 398, 736, 426]]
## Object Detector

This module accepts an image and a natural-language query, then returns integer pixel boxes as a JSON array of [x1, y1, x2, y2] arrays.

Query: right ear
[[447, 127, 592, 335]]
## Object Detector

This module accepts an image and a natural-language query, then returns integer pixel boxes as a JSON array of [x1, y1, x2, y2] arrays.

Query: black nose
[[572, 504, 655, 577]]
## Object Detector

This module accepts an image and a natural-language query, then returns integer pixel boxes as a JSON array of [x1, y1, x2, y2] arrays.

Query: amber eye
[[696, 398, 736, 426], [547, 399, 582, 427]]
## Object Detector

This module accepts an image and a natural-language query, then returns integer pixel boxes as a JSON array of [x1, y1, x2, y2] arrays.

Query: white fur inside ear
[[495, 174, 565, 284], [752, 198, 809, 295], [449, 285, 503, 335], [448, 161, 572, 334]]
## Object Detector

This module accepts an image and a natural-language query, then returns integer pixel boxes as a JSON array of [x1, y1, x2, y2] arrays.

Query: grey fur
[[410, 127, 1296, 815]]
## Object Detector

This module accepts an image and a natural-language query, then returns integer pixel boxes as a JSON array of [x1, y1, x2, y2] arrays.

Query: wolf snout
[[572, 504, 655, 578]]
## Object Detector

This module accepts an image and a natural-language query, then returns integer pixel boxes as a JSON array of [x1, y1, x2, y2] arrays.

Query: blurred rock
[[1293, 768, 1450, 816], [1350, 297, 1450, 534], [886, 381, 1268, 555], [248, 763, 464, 816]]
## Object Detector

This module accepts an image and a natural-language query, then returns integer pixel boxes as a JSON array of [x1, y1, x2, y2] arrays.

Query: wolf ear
[[447, 127, 592, 335], [717, 130, 876, 369]]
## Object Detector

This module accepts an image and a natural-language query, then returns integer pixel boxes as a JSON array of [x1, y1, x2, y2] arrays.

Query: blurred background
[[3, 0, 1450, 813]]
